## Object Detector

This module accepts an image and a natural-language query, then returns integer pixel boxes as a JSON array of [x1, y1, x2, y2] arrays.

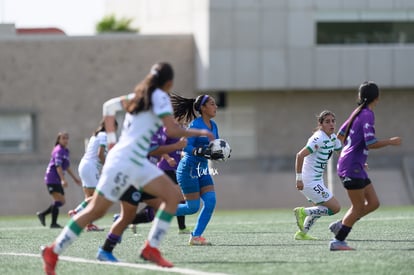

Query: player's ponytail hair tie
[[150, 68, 159, 76]]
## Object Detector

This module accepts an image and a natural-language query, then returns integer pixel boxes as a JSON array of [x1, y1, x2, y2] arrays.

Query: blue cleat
[[96, 247, 119, 262]]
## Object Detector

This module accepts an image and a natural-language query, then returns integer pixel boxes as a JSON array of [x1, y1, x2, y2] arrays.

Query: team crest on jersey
[[321, 191, 329, 199], [132, 191, 141, 202]]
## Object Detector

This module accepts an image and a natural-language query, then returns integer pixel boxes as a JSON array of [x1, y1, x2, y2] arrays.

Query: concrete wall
[[0, 34, 195, 162], [0, 34, 196, 215]]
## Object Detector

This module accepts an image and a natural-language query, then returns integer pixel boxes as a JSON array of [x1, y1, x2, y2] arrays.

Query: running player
[[171, 93, 224, 246], [40, 62, 214, 274], [69, 119, 117, 232], [329, 81, 402, 250], [294, 110, 342, 240]]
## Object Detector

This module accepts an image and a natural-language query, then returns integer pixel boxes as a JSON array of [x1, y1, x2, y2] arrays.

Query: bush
[[96, 14, 139, 33]]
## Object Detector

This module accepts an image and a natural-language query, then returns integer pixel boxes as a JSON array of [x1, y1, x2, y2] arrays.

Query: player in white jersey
[[293, 110, 342, 240], [69, 120, 117, 232], [41, 62, 214, 273]]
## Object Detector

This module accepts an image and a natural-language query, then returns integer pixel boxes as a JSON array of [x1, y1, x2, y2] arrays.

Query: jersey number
[[313, 184, 324, 194], [114, 172, 129, 187]]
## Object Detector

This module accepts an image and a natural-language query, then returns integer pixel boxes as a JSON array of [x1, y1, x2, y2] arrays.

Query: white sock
[[304, 206, 329, 216], [53, 226, 78, 255], [147, 217, 171, 248], [303, 216, 321, 233]]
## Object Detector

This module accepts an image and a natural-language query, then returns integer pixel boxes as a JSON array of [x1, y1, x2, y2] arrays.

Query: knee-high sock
[[132, 206, 155, 224], [51, 201, 63, 225], [74, 200, 88, 214], [53, 219, 83, 255], [147, 210, 174, 248], [303, 215, 321, 233], [177, 215, 186, 230], [193, 192, 216, 237], [176, 199, 200, 216], [335, 225, 352, 241], [304, 206, 331, 216], [102, 233, 121, 252]]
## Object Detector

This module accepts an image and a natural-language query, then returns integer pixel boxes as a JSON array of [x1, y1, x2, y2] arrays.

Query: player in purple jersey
[[37, 132, 81, 228], [157, 126, 190, 234], [329, 81, 402, 251]]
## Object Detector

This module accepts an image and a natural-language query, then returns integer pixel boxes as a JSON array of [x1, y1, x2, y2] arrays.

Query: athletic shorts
[[340, 177, 371, 190], [119, 185, 156, 206], [46, 183, 64, 195], [301, 178, 333, 204], [78, 159, 101, 189], [176, 159, 214, 194], [164, 170, 178, 185], [96, 157, 164, 203]]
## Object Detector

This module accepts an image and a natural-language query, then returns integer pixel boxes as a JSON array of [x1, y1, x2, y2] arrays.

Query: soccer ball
[[209, 139, 231, 161]]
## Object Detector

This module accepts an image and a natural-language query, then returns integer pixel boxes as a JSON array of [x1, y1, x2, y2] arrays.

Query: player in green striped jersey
[[293, 110, 342, 240]]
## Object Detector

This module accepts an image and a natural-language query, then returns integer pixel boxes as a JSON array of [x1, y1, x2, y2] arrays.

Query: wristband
[[296, 173, 302, 181], [107, 132, 117, 144]]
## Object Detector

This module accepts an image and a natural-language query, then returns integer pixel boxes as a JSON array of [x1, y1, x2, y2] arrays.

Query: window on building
[[317, 21, 414, 44], [0, 113, 35, 153]]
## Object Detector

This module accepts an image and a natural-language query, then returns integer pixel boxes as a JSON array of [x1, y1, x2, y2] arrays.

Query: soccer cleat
[[178, 228, 191, 234], [96, 247, 119, 262], [329, 220, 342, 236], [293, 207, 306, 231], [140, 241, 174, 268], [86, 224, 104, 232], [294, 230, 318, 240], [113, 213, 120, 222], [329, 239, 355, 251], [37, 212, 46, 227], [50, 223, 63, 229], [41, 245, 58, 275], [189, 235, 212, 246], [67, 209, 76, 217]]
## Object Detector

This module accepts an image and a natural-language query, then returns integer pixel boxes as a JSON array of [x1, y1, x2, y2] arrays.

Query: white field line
[[0, 252, 230, 275]]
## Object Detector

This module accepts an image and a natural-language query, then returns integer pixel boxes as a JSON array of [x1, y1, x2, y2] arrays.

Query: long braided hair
[[126, 62, 174, 114], [342, 81, 379, 141], [171, 93, 211, 124]]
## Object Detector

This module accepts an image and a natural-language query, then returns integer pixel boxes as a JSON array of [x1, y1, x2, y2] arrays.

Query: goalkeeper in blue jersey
[[171, 93, 223, 245], [293, 110, 342, 240]]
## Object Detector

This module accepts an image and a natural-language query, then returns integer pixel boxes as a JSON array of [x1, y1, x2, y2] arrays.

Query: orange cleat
[[140, 241, 173, 268], [41, 245, 58, 275]]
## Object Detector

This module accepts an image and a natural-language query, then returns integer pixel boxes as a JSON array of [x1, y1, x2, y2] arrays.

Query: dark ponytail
[[171, 93, 210, 124], [171, 93, 197, 124], [342, 81, 379, 141], [126, 62, 174, 114]]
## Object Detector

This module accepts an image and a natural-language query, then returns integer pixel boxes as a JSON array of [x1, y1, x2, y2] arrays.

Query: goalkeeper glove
[[193, 145, 224, 160]]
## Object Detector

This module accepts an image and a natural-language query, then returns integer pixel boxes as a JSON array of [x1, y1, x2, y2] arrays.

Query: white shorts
[[78, 159, 101, 189], [96, 157, 164, 203], [300, 178, 333, 204]]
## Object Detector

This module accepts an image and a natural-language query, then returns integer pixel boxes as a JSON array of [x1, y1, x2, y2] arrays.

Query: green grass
[[1, 206, 414, 275]]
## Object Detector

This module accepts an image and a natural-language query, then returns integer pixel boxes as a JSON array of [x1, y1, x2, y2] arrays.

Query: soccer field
[[1, 206, 413, 275]]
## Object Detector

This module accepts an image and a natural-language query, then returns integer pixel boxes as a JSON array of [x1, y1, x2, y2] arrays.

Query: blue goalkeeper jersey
[[181, 117, 219, 165]]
